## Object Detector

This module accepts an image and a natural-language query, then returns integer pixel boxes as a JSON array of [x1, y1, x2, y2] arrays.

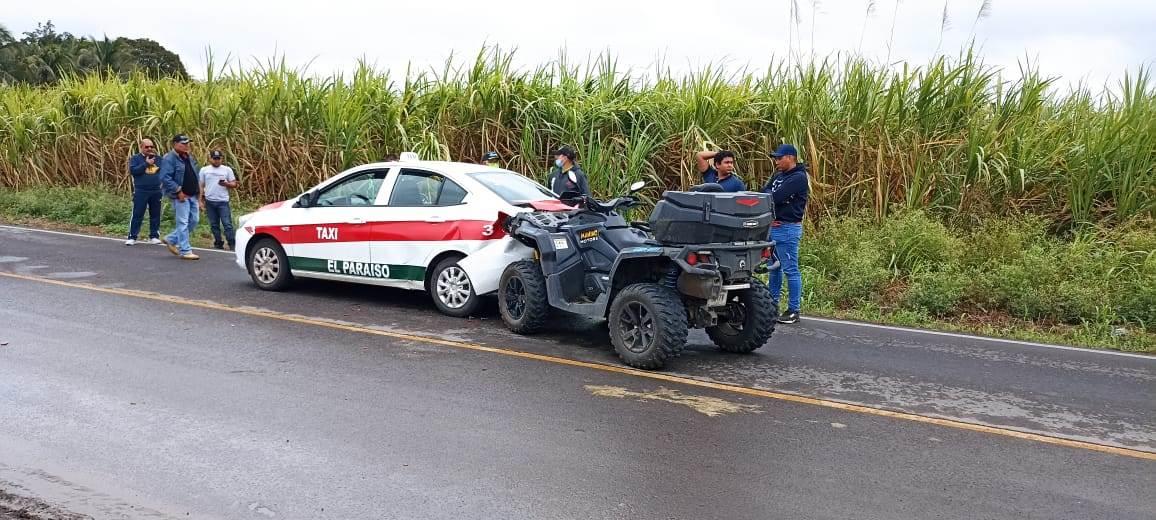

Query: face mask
[[554, 159, 564, 168]]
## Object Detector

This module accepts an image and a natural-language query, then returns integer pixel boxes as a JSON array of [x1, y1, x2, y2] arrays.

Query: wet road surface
[[1, 225, 1153, 519]]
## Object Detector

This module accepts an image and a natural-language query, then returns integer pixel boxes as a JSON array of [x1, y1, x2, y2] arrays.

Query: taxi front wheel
[[247, 238, 293, 291], [429, 256, 480, 318]]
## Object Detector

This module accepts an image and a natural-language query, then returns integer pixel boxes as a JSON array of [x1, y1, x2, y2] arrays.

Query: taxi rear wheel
[[247, 238, 293, 291], [429, 256, 481, 318]]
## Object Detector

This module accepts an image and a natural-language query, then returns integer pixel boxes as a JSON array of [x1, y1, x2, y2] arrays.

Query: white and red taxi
[[234, 154, 563, 317]]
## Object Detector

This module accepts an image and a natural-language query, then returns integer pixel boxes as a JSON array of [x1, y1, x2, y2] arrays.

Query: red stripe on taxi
[[254, 220, 505, 244]]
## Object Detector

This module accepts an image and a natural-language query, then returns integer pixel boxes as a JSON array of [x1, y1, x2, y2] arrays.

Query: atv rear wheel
[[608, 283, 688, 370], [706, 279, 777, 353], [498, 260, 550, 334]]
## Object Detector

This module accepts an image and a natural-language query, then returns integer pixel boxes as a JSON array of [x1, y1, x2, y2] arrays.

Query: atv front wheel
[[608, 283, 688, 370], [706, 279, 777, 353], [498, 260, 550, 334]]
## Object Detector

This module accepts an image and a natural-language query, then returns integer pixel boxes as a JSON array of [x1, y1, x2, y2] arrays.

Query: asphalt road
[[1, 224, 1154, 519]]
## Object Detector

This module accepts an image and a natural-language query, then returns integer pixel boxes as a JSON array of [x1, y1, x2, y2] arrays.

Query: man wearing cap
[[125, 138, 164, 246], [199, 150, 239, 250], [482, 151, 501, 168], [546, 146, 591, 197], [762, 144, 809, 324], [158, 134, 201, 260], [695, 149, 747, 192]]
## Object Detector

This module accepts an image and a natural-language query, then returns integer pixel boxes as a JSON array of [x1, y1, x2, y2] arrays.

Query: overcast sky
[[5, 0, 1154, 90]]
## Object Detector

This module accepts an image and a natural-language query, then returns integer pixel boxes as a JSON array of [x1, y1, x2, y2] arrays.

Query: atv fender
[[458, 237, 535, 295]]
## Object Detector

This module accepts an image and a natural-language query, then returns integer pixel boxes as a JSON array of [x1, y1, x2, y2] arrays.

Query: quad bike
[[497, 181, 780, 370]]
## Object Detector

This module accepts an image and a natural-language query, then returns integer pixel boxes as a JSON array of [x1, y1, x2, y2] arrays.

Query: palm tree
[[0, 24, 14, 46], [79, 35, 127, 77]]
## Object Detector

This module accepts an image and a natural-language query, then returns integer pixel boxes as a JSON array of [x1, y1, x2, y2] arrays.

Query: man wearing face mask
[[546, 146, 591, 197]]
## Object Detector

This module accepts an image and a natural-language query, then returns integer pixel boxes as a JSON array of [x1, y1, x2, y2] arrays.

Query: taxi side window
[[389, 169, 467, 207], [315, 170, 388, 207]]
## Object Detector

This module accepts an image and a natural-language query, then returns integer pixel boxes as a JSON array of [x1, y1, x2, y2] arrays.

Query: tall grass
[[0, 46, 1153, 227]]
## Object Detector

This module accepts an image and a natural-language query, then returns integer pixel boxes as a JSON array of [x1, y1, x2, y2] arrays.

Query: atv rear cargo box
[[649, 191, 774, 244]]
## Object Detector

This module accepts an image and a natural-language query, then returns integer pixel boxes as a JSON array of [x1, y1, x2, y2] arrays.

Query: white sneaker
[[125, 239, 136, 246], [148, 238, 163, 245]]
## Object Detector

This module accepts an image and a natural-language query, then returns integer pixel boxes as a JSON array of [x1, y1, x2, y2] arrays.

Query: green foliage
[[0, 45, 1152, 227], [0, 21, 188, 85]]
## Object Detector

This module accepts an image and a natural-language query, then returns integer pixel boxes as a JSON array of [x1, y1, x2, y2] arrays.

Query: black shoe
[[777, 310, 800, 324], [213, 244, 225, 250]]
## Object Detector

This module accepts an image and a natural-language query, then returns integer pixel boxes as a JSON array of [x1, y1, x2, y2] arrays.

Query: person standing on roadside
[[695, 149, 747, 192], [762, 144, 809, 324], [159, 134, 201, 260], [546, 146, 591, 197], [482, 151, 501, 168], [125, 138, 164, 245], [199, 150, 238, 250]]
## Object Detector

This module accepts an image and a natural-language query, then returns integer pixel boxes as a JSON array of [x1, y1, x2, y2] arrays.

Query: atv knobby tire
[[608, 283, 689, 370], [498, 260, 551, 334], [706, 279, 777, 353]]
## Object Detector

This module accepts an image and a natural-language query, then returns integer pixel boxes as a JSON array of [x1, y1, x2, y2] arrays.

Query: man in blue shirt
[[695, 149, 746, 192], [125, 138, 163, 245], [762, 144, 809, 324]]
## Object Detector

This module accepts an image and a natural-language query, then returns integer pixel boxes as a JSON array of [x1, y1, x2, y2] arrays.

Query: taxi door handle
[[348, 217, 366, 224], [425, 216, 446, 223]]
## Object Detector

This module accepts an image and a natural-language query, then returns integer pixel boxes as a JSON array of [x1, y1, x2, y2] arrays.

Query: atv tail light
[[687, 252, 712, 266], [736, 197, 760, 207]]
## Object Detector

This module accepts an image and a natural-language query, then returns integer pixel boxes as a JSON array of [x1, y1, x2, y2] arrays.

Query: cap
[[554, 146, 576, 161], [209, 150, 223, 159], [482, 151, 499, 161], [172, 134, 191, 144], [770, 144, 798, 158]]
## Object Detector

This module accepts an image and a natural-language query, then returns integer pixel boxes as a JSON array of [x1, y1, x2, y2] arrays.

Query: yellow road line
[[3, 270, 1154, 462]]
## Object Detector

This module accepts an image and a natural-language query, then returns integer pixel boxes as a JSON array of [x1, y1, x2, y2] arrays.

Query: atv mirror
[[629, 181, 645, 193]]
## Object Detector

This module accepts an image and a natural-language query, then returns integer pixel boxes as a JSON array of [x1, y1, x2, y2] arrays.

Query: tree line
[[0, 20, 188, 85]]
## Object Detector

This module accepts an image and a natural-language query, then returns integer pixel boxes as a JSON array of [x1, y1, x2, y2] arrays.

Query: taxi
[[234, 153, 563, 317]]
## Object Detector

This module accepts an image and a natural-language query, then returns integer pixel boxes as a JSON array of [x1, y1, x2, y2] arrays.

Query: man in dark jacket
[[546, 146, 591, 197], [158, 134, 201, 260], [125, 138, 163, 245], [762, 144, 809, 324]]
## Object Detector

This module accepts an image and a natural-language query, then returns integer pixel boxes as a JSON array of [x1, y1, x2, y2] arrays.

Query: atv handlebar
[[563, 194, 640, 216]]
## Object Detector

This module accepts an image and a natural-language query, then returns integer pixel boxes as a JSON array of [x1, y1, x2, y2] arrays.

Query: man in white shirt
[[198, 150, 239, 250]]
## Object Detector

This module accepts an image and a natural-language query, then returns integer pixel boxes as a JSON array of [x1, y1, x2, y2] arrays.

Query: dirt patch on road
[[0, 490, 89, 520]]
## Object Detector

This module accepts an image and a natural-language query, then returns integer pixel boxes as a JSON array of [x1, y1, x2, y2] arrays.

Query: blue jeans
[[769, 222, 803, 312], [204, 200, 235, 247], [128, 190, 162, 239], [165, 197, 199, 255]]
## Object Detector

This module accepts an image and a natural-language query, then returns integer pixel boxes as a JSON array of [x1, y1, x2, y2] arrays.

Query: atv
[[496, 181, 780, 370]]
